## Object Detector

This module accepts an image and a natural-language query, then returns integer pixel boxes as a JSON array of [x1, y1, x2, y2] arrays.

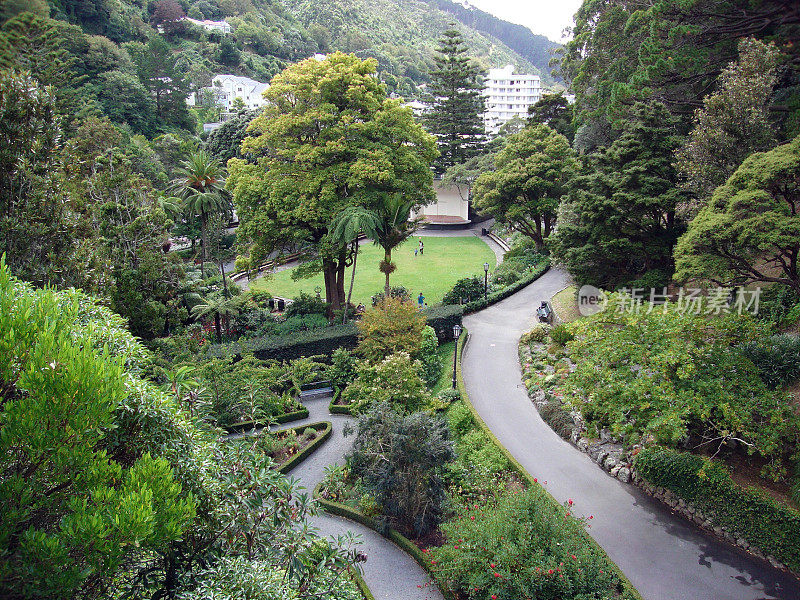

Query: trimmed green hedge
[[349, 567, 375, 600], [211, 305, 463, 360], [328, 391, 354, 415], [277, 421, 332, 474], [424, 304, 464, 342], [462, 260, 550, 314], [314, 485, 459, 600], [635, 446, 800, 571], [223, 406, 310, 433]]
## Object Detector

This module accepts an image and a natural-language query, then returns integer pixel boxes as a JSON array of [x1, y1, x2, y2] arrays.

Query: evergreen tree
[[550, 102, 688, 289], [424, 28, 485, 173], [527, 93, 575, 143]]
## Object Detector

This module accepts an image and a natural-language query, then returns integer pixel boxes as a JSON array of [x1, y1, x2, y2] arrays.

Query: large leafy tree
[[527, 93, 575, 143], [228, 52, 437, 313], [674, 135, 800, 294], [560, 0, 800, 130], [550, 102, 688, 288], [424, 28, 486, 173], [473, 124, 576, 251], [676, 38, 780, 205]]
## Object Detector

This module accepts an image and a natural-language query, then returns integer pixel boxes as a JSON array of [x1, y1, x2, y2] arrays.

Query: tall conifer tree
[[425, 28, 485, 174]]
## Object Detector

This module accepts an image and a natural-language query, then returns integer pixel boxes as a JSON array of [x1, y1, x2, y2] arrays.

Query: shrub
[[447, 401, 475, 438], [756, 285, 800, 327], [430, 487, 627, 600], [521, 324, 549, 344], [418, 326, 442, 387], [326, 347, 357, 391], [549, 324, 574, 345], [370, 285, 410, 305], [740, 334, 800, 388], [635, 446, 800, 572], [356, 297, 426, 363], [566, 298, 800, 467], [442, 275, 485, 305], [275, 313, 329, 335], [285, 292, 328, 317], [538, 401, 574, 440], [342, 352, 431, 414], [224, 323, 358, 361], [347, 402, 455, 537]]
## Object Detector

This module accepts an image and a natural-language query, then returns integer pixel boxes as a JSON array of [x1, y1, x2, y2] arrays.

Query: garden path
[[462, 267, 800, 600], [230, 396, 445, 600]]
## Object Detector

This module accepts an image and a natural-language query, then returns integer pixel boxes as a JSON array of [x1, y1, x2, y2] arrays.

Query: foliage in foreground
[[0, 259, 359, 599], [430, 488, 629, 600], [563, 296, 800, 478]]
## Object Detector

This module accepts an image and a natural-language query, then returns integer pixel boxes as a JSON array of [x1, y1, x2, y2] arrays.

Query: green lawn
[[431, 341, 456, 395], [251, 236, 497, 306]]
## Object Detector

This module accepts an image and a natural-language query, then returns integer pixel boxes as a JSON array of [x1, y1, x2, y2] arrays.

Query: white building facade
[[482, 65, 541, 135], [184, 18, 232, 34], [204, 74, 269, 111]]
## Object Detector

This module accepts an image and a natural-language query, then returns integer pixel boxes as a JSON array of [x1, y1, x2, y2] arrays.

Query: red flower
[[490, 563, 495, 568], [533, 477, 538, 482], [494, 572, 500, 578], [548, 569, 554, 575], [568, 499, 573, 506], [492, 596, 497, 599]]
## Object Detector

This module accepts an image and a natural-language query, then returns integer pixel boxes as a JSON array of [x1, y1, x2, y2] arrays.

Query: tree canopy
[[674, 135, 800, 293], [473, 124, 576, 251], [228, 52, 437, 312]]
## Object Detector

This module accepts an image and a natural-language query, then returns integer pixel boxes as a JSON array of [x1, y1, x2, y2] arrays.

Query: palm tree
[[170, 151, 228, 278], [330, 207, 381, 323], [191, 294, 241, 342], [372, 195, 421, 298]]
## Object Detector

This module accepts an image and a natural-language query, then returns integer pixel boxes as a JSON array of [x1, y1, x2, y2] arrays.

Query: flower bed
[[230, 421, 332, 474], [317, 330, 642, 600]]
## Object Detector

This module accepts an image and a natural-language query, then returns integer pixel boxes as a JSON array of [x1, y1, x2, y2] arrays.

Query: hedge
[[635, 446, 800, 572], [210, 306, 464, 361], [223, 406, 310, 433], [349, 567, 375, 600], [462, 260, 550, 314], [314, 484, 459, 600], [277, 421, 332, 474], [328, 390, 354, 415], [453, 330, 643, 600]]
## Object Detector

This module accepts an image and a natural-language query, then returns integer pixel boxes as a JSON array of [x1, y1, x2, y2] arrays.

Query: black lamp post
[[452, 323, 462, 389], [483, 262, 489, 300]]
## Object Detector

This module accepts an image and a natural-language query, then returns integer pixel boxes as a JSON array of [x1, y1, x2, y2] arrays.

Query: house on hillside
[[187, 74, 270, 111], [184, 18, 232, 34]]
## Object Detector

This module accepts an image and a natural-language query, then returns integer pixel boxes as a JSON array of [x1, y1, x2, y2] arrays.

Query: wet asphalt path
[[462, 267, 800, 600], [257, 396, 445, 600]]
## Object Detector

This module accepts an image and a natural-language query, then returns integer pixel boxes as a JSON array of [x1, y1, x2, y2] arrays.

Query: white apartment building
[[193, 74, 269, 111], [483, 65, 541, 135]]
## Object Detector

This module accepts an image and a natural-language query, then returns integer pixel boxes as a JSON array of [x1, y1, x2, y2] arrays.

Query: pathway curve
[[462, 267, 800, 600], [236, 396, 444, 600]]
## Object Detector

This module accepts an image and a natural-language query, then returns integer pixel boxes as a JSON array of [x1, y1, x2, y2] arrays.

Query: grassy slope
[[252, 236, 496, 305]]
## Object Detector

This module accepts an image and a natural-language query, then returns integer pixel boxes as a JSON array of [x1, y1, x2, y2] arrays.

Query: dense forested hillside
[[421, 0, 559, 82], [282, 0, 544, 88]]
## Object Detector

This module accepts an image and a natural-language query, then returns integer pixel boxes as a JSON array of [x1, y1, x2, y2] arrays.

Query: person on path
[[417, 292, 425, 308]]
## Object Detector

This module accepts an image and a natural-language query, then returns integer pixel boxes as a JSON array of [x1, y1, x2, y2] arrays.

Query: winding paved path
[[462, 267, 800, 600], [253, 396, 444, 600]]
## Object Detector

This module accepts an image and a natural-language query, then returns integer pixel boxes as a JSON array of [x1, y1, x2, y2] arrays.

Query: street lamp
[[452, 323, 462, 389], [483, 262, 490, 301]]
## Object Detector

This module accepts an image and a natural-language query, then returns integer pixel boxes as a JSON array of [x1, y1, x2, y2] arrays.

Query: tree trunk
[[336, 252, 347, 307], [344, 240, 358, 324], [214, 312, 221, 342], [200, 211, 208, 278], [323, 258, 341, 315], [385, 249, 392, 297]]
